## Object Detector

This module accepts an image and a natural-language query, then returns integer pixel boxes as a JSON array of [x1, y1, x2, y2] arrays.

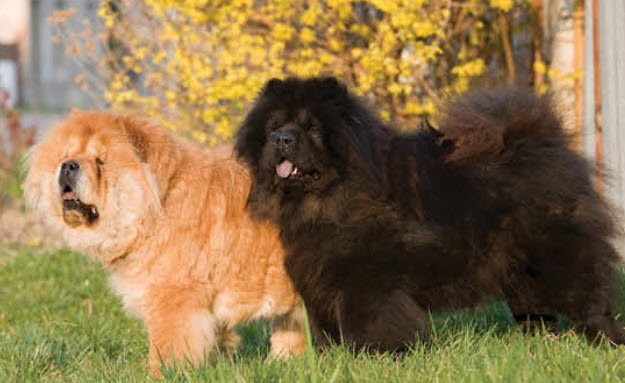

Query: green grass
[[2, 245, 625, 382]]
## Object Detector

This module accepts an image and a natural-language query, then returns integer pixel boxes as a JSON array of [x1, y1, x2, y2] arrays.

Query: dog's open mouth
[[276, 159, 320, 182], [61, 186, 99, 226]]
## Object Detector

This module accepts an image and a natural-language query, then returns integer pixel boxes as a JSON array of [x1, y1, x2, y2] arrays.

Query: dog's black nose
[[59, 160, 80, 188], [273, 132, 296, 150], [62, 160, 80, 174]]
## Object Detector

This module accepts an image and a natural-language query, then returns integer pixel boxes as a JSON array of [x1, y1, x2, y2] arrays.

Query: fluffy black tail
[[438, 87, 567, 164]]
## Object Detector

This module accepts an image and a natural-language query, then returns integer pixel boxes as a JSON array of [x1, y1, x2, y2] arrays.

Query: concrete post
[[598, 0, 625, 252]]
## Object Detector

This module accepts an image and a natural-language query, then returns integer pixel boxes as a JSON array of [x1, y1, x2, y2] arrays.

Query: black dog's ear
[[261, 78, 284, 96], [317, 77, 348, 101], [419, 117, 453, 153], [419, 117, 437, 133]]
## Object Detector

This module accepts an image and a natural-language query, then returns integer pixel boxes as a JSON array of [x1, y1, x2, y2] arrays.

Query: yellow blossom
[[51, 0, 539, 145]]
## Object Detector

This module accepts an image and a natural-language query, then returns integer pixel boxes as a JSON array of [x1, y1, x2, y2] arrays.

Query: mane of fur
[[236, 80, 624, 350]]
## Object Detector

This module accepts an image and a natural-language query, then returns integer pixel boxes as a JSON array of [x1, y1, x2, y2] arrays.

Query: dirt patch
[[0, 203, 64, 248]]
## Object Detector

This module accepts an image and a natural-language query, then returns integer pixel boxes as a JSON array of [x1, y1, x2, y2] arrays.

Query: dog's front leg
[[145, 287, 217, 376]]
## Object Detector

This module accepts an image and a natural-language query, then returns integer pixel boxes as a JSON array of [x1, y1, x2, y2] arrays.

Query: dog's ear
[[317, 77, 347, 101], [420, 117, 436, 132], [261, 78, 284, 97], [116, 115, 150, 162], [420, 117, 445, 139]]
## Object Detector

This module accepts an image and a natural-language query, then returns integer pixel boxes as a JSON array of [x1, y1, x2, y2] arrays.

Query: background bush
[[51, 0, 557, 145], [0, 108, 35, 209]]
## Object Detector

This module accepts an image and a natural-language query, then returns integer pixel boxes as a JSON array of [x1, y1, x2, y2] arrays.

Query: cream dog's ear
[[115, 114, 181, 203], [140, 163, 163, 217], [116, 115, 151, 162]]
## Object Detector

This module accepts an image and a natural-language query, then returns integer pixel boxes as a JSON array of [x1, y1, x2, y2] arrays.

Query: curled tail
[[438, 87, 567, 164]]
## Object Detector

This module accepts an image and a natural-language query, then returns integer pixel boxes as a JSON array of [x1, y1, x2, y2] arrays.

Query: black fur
[[235, 77, 625, 350]]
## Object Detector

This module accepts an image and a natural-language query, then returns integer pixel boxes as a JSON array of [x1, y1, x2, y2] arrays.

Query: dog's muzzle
[[59, 159, 80, 192]]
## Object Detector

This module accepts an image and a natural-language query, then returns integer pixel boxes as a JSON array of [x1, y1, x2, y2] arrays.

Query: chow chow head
[[25, 111, 162, 262], [235, 77, 388, 220]]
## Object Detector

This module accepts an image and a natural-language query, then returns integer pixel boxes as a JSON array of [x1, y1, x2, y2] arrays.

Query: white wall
[[0, 59, 18, 106]]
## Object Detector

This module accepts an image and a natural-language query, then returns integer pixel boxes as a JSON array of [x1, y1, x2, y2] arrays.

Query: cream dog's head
[[25, 111, 162, 263]]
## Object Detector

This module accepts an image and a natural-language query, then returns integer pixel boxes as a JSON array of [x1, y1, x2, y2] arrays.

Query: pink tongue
[[62, 191, 77, 200], [276, 160, 294, 178]]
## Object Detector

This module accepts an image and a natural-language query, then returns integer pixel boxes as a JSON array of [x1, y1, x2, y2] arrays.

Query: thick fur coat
[[235, 77, 624, 350], [25, 111, 305, 373]]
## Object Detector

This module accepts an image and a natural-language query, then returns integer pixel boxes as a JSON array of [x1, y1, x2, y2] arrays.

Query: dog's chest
[[108, 273, 148, 319]]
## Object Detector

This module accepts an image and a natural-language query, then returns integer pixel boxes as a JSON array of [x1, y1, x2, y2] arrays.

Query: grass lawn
[[1, 245, 625, 382]]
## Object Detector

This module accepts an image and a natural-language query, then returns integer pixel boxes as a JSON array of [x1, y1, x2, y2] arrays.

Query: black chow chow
[[235, 77, 624, 350]]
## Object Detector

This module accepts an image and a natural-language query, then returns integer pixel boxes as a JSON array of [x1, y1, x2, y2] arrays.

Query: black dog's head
[[235, 77, 386, 220]]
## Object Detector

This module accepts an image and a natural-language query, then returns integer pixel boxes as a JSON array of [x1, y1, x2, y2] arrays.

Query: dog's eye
[[95, 158, 104, 167], [308, 125, 322, 139]]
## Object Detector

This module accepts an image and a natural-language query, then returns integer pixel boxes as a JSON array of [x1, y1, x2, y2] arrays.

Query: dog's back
[[408, 88, 624, 343], [373, 87, 624, 347]]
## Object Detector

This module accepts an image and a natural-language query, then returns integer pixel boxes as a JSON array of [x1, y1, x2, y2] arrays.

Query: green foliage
[[2, 154, 28, 202], [2, 246, 625, 382], [0, 110, 35, 206]]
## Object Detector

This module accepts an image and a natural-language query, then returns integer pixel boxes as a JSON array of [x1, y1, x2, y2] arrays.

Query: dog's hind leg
[[562, 261, 625, 344], [217, 327, 241, 354], [269, 305, 307, 358], [514, 231, 625, 345], [338, 289, 428, 352], [505, 284, 560, 333], [573, 310, 625, 345]]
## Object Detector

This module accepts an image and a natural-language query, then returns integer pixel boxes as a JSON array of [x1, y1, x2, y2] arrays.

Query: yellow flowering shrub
[[50, 0, 540, 145]]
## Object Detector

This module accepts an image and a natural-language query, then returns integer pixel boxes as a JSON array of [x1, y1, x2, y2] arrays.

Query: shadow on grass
[[2, 246, 625, 381], [229, 268, 625, 360]]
